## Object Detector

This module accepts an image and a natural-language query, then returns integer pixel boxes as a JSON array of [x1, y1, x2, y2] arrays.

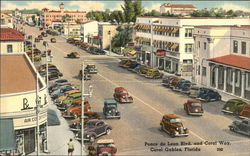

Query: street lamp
[[80, 62, 93, 156], [108, 30, 112, 56], [35, 72, 41, 156]]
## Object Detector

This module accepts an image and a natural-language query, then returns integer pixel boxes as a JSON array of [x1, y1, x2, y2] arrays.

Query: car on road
[[184, 99, 203, 116], [127, 62, 140, 71], [121, 60, 137, 68], [28, 55, 41, 62], [103, 99, 121, 119], [131, 64, 146, 73], [41, 32, 48, 37], [113, 87, 133, 103], [239, 104, 250, 119], [78, 70, 91, 80], [48, 82, 71, 93], [229, 118, 250, 137], [138, 66, 151, 75], [175, 80, 192, 92], [55, 90, 80, 104], [41, 49, 51, 57], [144, 68, 164, 79], [61, 92, 82, 105], [55, 79, 68, 84], [197, 88, 221, 102], [84, 64, 97, 74], [69, 112, 101, 131], [48, 71, 62, 81], [35, 37, 40, 42], [63, 100, 91, 118], [162, 75, 177, 88], [160, 114, 189, 137], [96, 139, 117, 156], [93, 48, 106, 55], [119, 59, 130, 67], [75, 119, 112, 142], [51, 38, 56, 43], [169, 77, 185, 89], [67, 38, 75, 44], [222, 99, 247, 115], [188, 85, 202, 98], [67, 52, 80, 58], [38, 63, 56, 71]]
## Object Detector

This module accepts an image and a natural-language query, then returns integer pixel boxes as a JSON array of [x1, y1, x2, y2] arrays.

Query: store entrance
[[24, 128, 35, 154]]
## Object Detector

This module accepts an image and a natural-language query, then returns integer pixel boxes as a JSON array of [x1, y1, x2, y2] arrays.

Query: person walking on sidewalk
[[67, 138, 74, 156]]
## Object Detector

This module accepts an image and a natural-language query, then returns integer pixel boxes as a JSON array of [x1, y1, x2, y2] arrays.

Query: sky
[[1, 0, 250, 12]]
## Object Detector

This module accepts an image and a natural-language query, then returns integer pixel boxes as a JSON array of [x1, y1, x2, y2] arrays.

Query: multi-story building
[[0, 53, 48, 155], [63, 23, 81, 38], [98, 23, 118, 49], [0, 28, 24, 54], [193, 25, 250, 100], [41, 3, 87, 27], [134, 17, 250, 79], [14, 8, 22, 19], [0, 13, 13, 28], [80, 20, 98, 43], [160, 3, 197, 16]]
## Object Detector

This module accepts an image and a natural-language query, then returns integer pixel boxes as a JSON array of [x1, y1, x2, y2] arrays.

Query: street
[[25, 25, 250, 156]]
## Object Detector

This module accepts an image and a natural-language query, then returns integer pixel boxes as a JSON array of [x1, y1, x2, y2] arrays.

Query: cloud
[[110, 2, 123, 11], [69, 1, 105, 11], [1, 1, 58, 10], [144, 2, 161, 12], [219, 3, 250, 12]]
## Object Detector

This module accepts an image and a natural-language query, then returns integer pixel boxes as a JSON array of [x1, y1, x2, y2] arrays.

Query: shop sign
[[156, 49, 166, 57], [21, 94, 48, 111], [14, 113, 47, 129]]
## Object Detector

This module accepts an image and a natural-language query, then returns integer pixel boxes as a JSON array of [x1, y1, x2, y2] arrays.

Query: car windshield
[[107, 105, 116, 109], [98, 143, 113, 148], [170, 118, 182, 123], [191, 103, 201, 107], [118, 90, 128, 94], [87, 122, 96, 128]]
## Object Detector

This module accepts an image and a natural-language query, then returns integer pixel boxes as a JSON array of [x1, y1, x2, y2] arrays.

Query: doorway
[[24, 128, 35, 154]]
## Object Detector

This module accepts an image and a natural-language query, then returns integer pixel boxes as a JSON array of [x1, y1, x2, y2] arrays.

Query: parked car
[[69, 112, 101, 131], [55, 90, 80, 104], [63, 100, 91, 118], [48, 82, 71, 93], [33, 48, 42, 55], [239, 104, 250, 119], [174, 80, 192, 92], [67, 38, 75, 44], [50, 85, 75, 100], [103, 99, 121, 119], [121, 60, 136, 68], [188, 85, 202, 98], [38, 35, 43, 40], [74, 40, 81, 46], [162, 75, 177, 88], [61, 92, 82, 106], [41, 49, 52, 57], [67, 52, 80, 58], [169, 77, 185, 89], [55, 79, 68, 84], [222, 99, 247, 115], [48, 71, 61, 80], [131, 64, 146, 73], [144, 68, 164, 79], [229, 118, 250, 137], [127, 63, 140, 71], [28, 55, 41, 62], [184, 99, 203, 116], [119, 59, 130, 67], [38, 63, 56, 71], [96, 139, 117, 156], [78, 70, 91, 80], [138, 66, 152, 75], [93, 48, 106, 55], [197, 88, 221, 102], [84, 64, 98, 74], [75, 119, 112, 142], [113, 87, 133, 103], [35, 37, 40, 42], [160, 114, 189, 137], [51, 38, 56, 43]]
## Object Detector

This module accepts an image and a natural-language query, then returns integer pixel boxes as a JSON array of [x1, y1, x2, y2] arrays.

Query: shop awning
[[48, 109, 60, 126], [171, 28, 179, 33], [0, 119, 16, 151]]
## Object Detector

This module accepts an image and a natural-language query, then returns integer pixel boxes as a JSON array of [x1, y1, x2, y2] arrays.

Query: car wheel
[[106, 128, 111, 135], [89, 136, 95, 143]]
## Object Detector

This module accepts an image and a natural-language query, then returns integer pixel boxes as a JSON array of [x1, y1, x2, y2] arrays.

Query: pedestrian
[[67, 138, 74, 156]]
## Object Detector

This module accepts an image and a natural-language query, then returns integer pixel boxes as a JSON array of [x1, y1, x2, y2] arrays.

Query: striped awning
[[171, 43, 179, 49], [171, 28, 179, 33]]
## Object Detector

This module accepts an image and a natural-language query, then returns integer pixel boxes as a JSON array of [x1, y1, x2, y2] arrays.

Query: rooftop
[[163, 4, 195, 8], [210, 54, 250, 70], [0, 55, 37, 94], [0, 28, 24, 41], [195, 25, 250, 29]]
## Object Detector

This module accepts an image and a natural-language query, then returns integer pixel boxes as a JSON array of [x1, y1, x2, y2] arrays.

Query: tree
[[133, 0, 144, 22], [110, 10, 125, 24], [62, 14, 71, 22], [75, 19, 81, 24], [122, 0, 135, 23], [111, 26, 133, 48]]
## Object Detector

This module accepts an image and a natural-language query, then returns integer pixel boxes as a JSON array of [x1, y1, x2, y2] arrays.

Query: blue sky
[[2, 1, 250, 12]]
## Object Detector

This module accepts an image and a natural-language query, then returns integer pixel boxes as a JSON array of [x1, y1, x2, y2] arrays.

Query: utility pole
[[36, 72, 41, 156], [31, 35, 34, 63], [108, 30, 112, 56], [81, 62, 84, 156]]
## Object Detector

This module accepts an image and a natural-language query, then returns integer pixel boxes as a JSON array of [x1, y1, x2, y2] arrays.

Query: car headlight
[[175, 131, 179, 135], [176, 127, 179, 130], [108, 110, 111, 113], [195, 109, 198, 112], [116, 110, 118, 113], [226, 107, 229, 110], [86, 135, 90, 138], [76, 133, 78, 137]]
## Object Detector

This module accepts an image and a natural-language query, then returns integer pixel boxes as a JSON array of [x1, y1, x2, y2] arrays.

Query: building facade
[[160, 3, 197, 16], [63, 24, 81, 38], [0, 53, 48, 155], [193, 25, 250, 100], [41, 3, 87, 27], [0, 13, 13, 28], [98, 23, 118, 49], [80, 20, 98, 43], [134, 17, 250, 79], [0, 28, 24, 54]]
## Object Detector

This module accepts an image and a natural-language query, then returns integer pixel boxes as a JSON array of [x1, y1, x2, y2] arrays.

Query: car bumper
[[221, 110, 233, 114], [105, 115, 120, 119], [89, 71, 97, 74], [188, 112, 203, 116], [174, 133, 189, 137]]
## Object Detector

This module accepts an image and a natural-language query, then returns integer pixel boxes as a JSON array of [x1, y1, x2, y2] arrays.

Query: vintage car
[[184, 99, 203, 116], [118, 59, 130, 67], [74, 40, 81, 46], [127, 63, 140, 71], [229, 118, 250, 137], [33, 48, 42, 55], [48, 82, 70, 93], [55, 90, 80, 104], [160, 114, 189, 137], [28, 55, 41, 62], [222, 99, 247, 115], [75, 119, 112, 142], [48, 71, 61, 81], [138, 66, 152, 75], [121, 60, 137, 68], [188, 85, 202, 98], [35, 37, 40, 42], [103, 99, 121, 119], [239, 104, 250, 119], [161, 75, 177, 88], [55, 79, 68, 84], [169, 77, 185, 89], [96, 139, 117, 156], [61, 92, 82, 106], [78, 70, 91, 80], [41, 49, 52, 57], [130, 64, 145, 73], [175, 80, 192, 93], [50, 85, 75, 100], [93, 48, 106, 55], [67, 38, 75, 44], [51, 38, 56, 43], [38, 63, 56, 71], [197, 88, 221, 102], [67, 52, 80, 58], [38, 35, 43, 40], [84, 64, 98, 74], [69, 112, 101, 131], [62, 100, 91, 118], [113, 87, 133, 103], [144, 68, 164, 79]]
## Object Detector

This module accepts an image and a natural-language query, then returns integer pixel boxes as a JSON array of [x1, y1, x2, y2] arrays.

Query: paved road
[[23, 25, 250, 156]]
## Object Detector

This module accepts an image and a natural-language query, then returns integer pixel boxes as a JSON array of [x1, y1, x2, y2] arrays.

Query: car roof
[[88, 119, 100, 124], [104, 99, 117, 104], [164, 114, 180, 119], [227, 99, 246, 103], [97, 139, 114, 144], [187, 98, 201, 103], [115, 87, 127, 91]]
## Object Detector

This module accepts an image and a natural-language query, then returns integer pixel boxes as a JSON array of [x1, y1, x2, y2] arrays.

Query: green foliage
[[121, 0, 135, 23], [111, 26, 133, 48], [191, 8, 247, 17], [75, 19, 81, 24], [62, 14, 71, 22]]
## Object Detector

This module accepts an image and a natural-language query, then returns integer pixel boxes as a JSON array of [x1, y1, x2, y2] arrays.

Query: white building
[[0, 13, 13, 28], [63, 24, 81, 38], [0, 28, 24, 54], [193, 25, 250, 100], [160, 3, 197, 16], [134, 17, 250, 79], [80, 20, 98, 43], [14, 8, 22, 20]]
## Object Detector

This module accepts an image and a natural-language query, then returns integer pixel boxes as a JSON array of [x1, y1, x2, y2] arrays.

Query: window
[[202, 66, 206, 76], [183, 59, 193, 64], [204, 42, 206, 50], [0, 19, 4, 24], [185, 29, 193, 37], [7, 45, 13, 53], [241, 42, 246, 55], [198, 41, 200, 48], [185, 44, 193, 52], [198, 65, 200, 75], [246, 72, 250, 90], [233, 40, 238, 53]]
